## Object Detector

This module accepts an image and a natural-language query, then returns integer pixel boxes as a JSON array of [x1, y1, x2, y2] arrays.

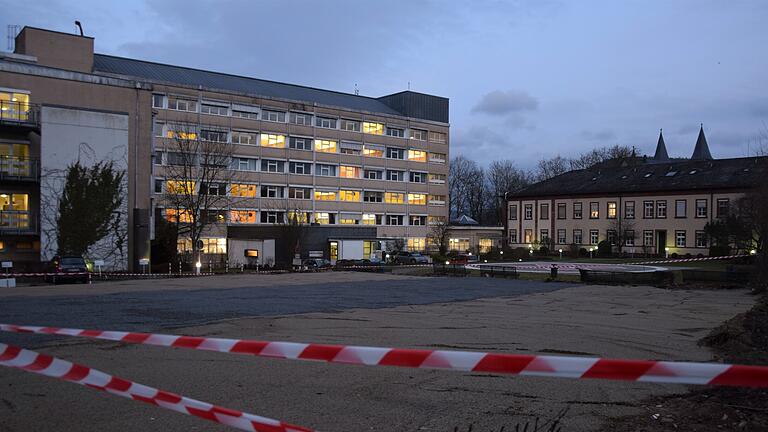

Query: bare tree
[[449, 155, 474, 219], [569, 145, 634, 170], [534, 155, 569, 181], [608, 215, 636, 254], [427, 220, 450, 256], [486, 160, 530, 225], [160, 122, 240, 268], [466, 164, 486, 223]]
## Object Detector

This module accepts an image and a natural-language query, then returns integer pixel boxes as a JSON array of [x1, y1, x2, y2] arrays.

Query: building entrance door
[[656, 230, 667, 256]]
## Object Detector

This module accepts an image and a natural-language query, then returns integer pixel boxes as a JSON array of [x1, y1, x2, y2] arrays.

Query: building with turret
[[505, 127, 767, 256]]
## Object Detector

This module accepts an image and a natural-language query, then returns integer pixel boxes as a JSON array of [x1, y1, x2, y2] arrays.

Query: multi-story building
[[506, 128, 767, 256], [0, 26, 449, 270]]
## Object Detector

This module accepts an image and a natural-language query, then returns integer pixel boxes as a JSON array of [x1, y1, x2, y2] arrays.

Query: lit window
[[407, 149, 427, 162], [385, 192, 405, 204], [607, 202, 617, 219], [315, 212, 332, 225], [339, 214, 359, 225], [230, 184, 257, 197], [230, 210, 257, 224], [165, 129, 197, 140], [408, 193, 426, 205], [166, 208, 194, 223], [166, 180, 196, 195], [590, 202, 599, 219], [0, 91, 31, 121], [287, 211, 310, 224], [428, 215, 446, 225], [407, 238, 426, 251], [362, 214, 379, 225], [339, 190, 360, 202], [448, 238, 470, 252], [261, 134, 286, 148], [479, 238, 493, 253], [315, 139, 337, 153], [315, 191, 337, 201], [339, 166, 360, 178], [201, 238, 227, 254], [362, 122, 384, 135], [363, 145, 384, 158]]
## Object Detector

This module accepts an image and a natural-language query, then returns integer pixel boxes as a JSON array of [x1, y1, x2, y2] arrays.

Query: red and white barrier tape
[[1, 272, 89, 277], [3, 324, 766, 388], [629, 254, 748, 265], [0, 342, 312, 432]]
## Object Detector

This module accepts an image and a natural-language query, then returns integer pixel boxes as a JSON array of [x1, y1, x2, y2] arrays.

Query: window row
[[152, 95, 447, 143], [165, 208, 445, 226], [510, 198, 730, 221], [156, 181, 445, 205], [509, 228, 709, 248]]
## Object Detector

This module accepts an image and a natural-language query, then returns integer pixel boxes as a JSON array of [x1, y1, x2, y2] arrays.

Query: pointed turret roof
[[691, 124, 713, 160], [653, 129, 670, 161]]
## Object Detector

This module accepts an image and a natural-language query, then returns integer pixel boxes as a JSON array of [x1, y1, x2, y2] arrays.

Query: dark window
[[509, 204, 518, 220], [573, 202, 582, 219], [557, 203, 566, 219], [540, 203, 549, 220], [656, 200, 667, 218], [717, 199, 730, 217], [675, 200, 687, 218], [524, 204, 533, 220], [625, 201, 635, 219]]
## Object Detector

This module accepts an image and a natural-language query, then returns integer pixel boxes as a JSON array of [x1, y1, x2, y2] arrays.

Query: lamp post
[[665, 247, 669, 259], [500, 250, 504, 261], [750, 249, 757, 255], [195, 261, 202, 275], [589, 247, 594, 259], [558, 248, 563, 259]]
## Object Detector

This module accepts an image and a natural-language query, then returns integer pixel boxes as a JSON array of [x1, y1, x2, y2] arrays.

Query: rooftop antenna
[[75, 20, 83, 36], [354, 83, 359, 96], [6, 24, 21, 51]]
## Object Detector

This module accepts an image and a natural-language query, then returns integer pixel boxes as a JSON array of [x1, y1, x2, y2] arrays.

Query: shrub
[[511, 247, 531, 260], [709, 245, 731, 257], [597, 240, 612, 257], [568, 243, 579, 258]]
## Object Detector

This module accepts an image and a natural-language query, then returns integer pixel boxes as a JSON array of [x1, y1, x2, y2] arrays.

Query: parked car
[[302, 258, 332, 271], [393, 251, 430, 264], [47, 255, 90, 284]]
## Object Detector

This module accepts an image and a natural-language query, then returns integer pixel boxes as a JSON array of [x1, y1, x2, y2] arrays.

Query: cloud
[[472, 90, 539, 116], [579, 129, 616, 141]]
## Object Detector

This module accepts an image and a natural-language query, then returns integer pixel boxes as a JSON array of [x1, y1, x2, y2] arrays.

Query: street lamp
[[750, 249, 757, 255], [445, 260, 450, 265], [195, 261, 202, 275], [589, 247, 594, 259], [664, 247, 669, 259], [558, 248, 563, 259]]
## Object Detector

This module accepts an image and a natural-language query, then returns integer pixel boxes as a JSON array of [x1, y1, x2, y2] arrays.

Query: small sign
[[94, 260, 105, 267], [1, 261, 12, 268], [244, 249, 259, 258], [139, 258, 150, 266], [308, 250, 323, 258]]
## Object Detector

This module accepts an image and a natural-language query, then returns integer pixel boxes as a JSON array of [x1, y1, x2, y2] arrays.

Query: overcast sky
[[3, 0, 767, 168]]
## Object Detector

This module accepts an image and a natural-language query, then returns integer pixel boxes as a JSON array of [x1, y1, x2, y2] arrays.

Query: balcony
[[0, 101, 40, 127], [0, 156, 40, 182], [0, 210, 37, 234]]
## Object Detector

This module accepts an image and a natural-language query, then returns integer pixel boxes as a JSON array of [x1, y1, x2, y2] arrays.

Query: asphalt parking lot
[[0, 272, 756, 431]]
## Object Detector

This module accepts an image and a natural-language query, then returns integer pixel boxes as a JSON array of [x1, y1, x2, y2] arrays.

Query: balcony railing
[[0, 156, 40, 182], [0, 101, 40, 125], [0, 210, 37, 234]]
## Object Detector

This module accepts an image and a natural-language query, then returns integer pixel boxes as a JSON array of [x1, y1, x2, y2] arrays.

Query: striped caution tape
[[3, 323, 766, 388], [1, 272, 90, 277], [0, 342, 312, 432], [628, 254, 749, 265]]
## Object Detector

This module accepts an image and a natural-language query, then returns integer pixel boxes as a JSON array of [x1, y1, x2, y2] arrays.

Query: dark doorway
[[656, 230, 667, 256]]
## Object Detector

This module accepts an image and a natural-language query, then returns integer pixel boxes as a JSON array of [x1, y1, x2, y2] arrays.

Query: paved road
[[469, 261, 664, 274], [0, 275, 572, 348]]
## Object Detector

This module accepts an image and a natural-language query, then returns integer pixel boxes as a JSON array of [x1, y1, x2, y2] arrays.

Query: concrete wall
[[40, 106, 129, 269]]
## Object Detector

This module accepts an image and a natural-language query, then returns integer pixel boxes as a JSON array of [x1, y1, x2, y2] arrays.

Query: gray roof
[[451, 215, 479, 225], [653, 129, 670, 161], [92, 54, 446, 121], [691, 125, 713, 160], [510, 156, 768, 198]]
